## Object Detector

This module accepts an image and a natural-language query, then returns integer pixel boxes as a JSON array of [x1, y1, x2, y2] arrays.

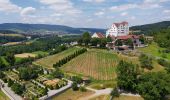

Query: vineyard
[[34, 47, 81, 69], [62, 49, 119, 80]]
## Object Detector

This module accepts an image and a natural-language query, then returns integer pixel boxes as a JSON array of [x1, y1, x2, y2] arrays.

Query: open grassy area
[[34, 47, 81, 69], [138, 42, 170, 60], [0, 90, 10, 100], [32, 51, 49, 56], [62, 49, 119, 80], [52, 89, 94, 100]]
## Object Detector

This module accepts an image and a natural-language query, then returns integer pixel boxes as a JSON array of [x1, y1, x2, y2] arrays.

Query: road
[[0, 79, 22, 100]]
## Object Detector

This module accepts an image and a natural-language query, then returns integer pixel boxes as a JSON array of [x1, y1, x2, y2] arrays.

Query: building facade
[[106, 21, 129, 37]]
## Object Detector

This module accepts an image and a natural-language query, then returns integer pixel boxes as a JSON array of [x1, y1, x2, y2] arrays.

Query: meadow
[[62, 49, 119, 80], [34, 47, 81, 69], [0, 91, 9, 100]]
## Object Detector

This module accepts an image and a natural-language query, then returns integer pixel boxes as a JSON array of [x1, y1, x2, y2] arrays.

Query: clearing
[[34, 47, 81, 69], [62, 49, 119, 80], [52, 89, 94, 100], [15, 53, 36, 58]]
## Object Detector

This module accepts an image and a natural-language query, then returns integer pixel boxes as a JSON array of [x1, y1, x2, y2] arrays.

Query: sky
[[0, 0, 170, 28]]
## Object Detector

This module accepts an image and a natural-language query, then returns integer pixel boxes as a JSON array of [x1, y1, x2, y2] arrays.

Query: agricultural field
[[15, 53, 36, 58], [0, 90, 10, 100], [62, 49, 119, 80], [34, 47, 81, 69], [52, 89, 94, 100], [0, 33, 24, 37]]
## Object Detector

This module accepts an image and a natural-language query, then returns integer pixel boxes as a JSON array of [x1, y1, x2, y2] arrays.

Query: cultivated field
[[90, 95, 143, 100], [15, 53, 36, 58], [34, 47, 81, 69], [0, 33, 24, 37], [62, 49, 119, 80]]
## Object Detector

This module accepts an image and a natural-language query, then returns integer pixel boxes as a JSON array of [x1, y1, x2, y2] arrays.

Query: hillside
[[0, 23, 106, 34], [130, 21, 170, 35]]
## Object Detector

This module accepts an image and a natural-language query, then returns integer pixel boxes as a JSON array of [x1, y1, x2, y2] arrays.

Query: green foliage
[[18, 66, 41, 80], [0, 57, 6, 69], [90, 38, 100, 46], [49, 45, 68, 55], [51, 68, 64, 78], [137, 72, 170, 100], [71, 76, 82, 84], [0, 71, 5, 78], [116, 60, 139, 92], [110, 87, 120, 98], [155, 28, 170, 49], [11, 83, 25, 95], [139, 54, 153, 70], [5, 53, 15, 66], [7, 79, 14, 87], [125, 38, 133, 46], [72, 82, 79, 91], [106, 36, 113, 42], [82, 32, 91, 46], [115, 39, 123, 46]]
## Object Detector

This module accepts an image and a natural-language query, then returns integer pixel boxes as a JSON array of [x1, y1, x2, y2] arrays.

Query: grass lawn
[[0, 90, 10, 100], [62, 49, 119, 80], [138, 42, 170, 60], [32, 51, 49, 56], [34, 47, 81, 69], [52, 89, 94, 100]]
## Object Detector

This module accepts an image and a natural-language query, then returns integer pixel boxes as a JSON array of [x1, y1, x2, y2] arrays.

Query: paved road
[[0, 80, 22, 100], [85, 87, 141, 100]]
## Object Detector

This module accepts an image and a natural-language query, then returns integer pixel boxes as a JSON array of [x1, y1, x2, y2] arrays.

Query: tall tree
[[82, 32, 91, 46], [5, 53, 15, 66]]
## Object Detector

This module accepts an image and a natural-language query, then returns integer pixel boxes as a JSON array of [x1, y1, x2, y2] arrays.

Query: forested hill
[[130, 21, 170, 35], [0, 23, 106, 34]]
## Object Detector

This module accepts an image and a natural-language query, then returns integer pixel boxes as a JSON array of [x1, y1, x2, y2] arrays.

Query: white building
[[106, 21, 129, 37]]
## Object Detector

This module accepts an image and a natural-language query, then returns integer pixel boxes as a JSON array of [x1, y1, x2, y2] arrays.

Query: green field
[[62, 49, 119, 80], [138, 42, 170, 60], [0, 91, 10, 100], [34, 47, 81, 69], [32, 51, 49, 56]]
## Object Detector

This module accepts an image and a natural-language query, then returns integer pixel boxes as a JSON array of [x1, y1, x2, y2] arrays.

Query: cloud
[[163, 10, 170, 13], [20, 7, 36, 16], [110, 4, 137, 12], [120, 12, 128, 16], [0, 0, 22, 13], [94, 11, 104, 16], [83, 0, 105, 3], [38, 0, 81, 15]]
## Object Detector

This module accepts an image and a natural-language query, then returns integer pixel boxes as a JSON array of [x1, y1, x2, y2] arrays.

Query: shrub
[[139, 54, 153, 70], [110, 87, 120, 98], [72, 82, 79, 91], [80, 86, 87, 92]]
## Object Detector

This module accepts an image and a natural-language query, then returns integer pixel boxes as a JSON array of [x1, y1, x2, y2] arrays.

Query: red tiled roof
[[113, 21, 128, 27], [96, 32, 105, 38], [117, 35, 139, 40]]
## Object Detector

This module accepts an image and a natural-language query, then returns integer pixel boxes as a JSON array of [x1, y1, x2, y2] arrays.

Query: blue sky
[[0, 0, 170, 28]]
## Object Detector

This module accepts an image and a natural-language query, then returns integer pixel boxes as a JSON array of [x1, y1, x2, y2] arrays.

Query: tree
[[82, 32, 91, 46], [116, 60, 139, 92], [115, 39, 123, 46], [71, 76, 82, 84], [110, 87, 120, 98], [0, 57, 6, 69], [107, 36, 112, 42], [8, 79, 14, 87], [139, 54, 153, 70], [99, 38, 107, 48], [0, 71, 5, 78], [137, 72, 170, 100], [51, 68, 64, 79], [11, 83, 25, 95], [90, 38, 100, 46], [125, 38, 133, 47], [72, 82, 79, 91], [5, 53, 15, 66]]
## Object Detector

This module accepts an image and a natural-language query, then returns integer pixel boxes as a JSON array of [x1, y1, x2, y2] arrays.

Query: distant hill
[[0, 23, 106, 35], [130, 21, 170, 35]]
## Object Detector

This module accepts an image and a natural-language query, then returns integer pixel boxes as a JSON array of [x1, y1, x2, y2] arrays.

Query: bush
[[8, 79, 14, 87], [0, 71, 5, 78], [110, 87, 120, 98], [139, 54, 153, 70], [72, 82, 79, 91]]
